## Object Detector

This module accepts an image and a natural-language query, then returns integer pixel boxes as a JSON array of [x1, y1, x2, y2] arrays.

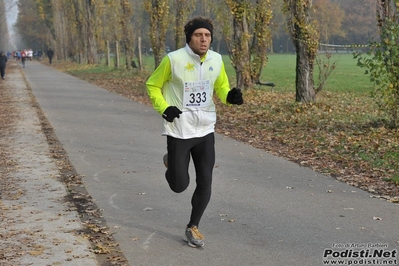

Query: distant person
[[0, 51, 8, 80], [47, 48, 54, 65], [21, 49, 27, 68], [37, 50, 42, 61], [27, 49, 33, 62]]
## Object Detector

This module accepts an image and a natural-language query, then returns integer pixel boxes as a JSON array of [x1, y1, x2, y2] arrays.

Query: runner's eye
[[193, 33, 211, 38]]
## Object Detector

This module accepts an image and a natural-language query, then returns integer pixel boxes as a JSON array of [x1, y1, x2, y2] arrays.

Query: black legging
[[165, 133, 215, 228]]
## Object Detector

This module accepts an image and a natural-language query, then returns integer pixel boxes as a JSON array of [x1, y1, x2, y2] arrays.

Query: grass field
[[93, 53, 373, 94], [257, 53, 372, 93]]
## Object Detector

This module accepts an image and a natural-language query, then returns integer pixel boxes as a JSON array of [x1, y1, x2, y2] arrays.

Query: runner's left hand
[[227, 87, 243, 105]]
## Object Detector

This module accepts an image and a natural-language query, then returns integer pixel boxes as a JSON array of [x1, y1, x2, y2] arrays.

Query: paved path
[[21, 61, 399, 266]]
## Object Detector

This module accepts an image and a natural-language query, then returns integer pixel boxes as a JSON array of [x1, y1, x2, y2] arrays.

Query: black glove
[[227, 87, 244, 105], [162, 106, 182, 122]]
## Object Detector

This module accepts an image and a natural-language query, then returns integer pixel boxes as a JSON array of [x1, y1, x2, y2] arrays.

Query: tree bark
[[144, 0, 169, 68], [85, 0, 97, 64], [232, 14, 251, 89], [284, 0, 317, 102], [120, 0, 134, 70], [71, 0, 86, 63], [295, 41, 315, 103], [221, 0, 271, 89], [175, 0, 189, 50]]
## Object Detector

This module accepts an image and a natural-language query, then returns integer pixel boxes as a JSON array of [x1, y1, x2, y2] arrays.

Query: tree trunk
[[295, 41, 315, 103], [144, 0, 169, 68], [284, 0, 318, 102], [250, 0, 272, 83], [175, 0, 190, 50], [220, 0, 271, 89], [106, 40, 110, 66], [137, 37, 143, 70], [232, 12, 251, 89], [72, 0, 86, 63], [120, 0, 134, 70], [115, 41, 120, 68], [85, 0, 97, 64]]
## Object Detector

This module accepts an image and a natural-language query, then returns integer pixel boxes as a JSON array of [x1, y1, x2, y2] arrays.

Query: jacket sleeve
[[146, 56, 172, 115], [214, 62, 231, 104]]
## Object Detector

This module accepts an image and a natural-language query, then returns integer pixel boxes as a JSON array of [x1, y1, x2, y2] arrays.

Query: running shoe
[[183, 226, 205, 248]]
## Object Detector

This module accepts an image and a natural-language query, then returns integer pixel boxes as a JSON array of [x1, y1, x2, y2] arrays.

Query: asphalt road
[[22, 61, 399, 266]]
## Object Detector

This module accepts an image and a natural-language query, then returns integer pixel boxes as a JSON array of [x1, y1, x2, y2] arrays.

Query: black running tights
[[165, 133, 215, 228]]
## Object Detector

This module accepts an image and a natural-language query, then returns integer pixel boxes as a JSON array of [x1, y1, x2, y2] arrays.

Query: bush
[[355, 19, 399, 128]]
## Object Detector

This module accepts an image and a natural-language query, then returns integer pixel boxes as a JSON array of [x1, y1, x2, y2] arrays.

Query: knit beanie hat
[[185, 18, 213, 44]]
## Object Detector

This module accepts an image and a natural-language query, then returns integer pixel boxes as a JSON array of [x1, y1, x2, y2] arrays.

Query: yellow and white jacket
[[146, 44, 231, 139]]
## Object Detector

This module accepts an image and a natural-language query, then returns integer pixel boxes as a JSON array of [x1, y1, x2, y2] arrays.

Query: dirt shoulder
[[0, 61, 128, 265]]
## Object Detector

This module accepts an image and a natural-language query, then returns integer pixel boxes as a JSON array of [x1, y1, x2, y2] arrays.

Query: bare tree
[[120, 0, 134, 69], [85, 0, 98, 64], [143, 0, 170, 68], [217, 0, 272, 89], [174, 0, 194, 50], [0, 0, 9, 49], [66, 0, 86, 63], [284, 0, 318, 103]]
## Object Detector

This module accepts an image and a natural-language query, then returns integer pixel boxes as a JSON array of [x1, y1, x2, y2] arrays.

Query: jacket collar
[[185, 44, 211, 62]]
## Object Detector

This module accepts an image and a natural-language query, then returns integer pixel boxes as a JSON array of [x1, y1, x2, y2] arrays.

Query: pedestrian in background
[[146, 16, 243, 248], [28, 48, 33, 62], [37, 50, 42, 61], [47, 48, 54, 65], [0, 51, 8, 80], [21, 49, 27, 68]]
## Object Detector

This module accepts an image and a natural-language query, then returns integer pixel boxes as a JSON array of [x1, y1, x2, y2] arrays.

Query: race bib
[[183, 80, 211, 108]]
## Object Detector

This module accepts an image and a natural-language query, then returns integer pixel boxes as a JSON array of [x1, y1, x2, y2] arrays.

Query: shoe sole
[[183, 235, 205, 248]]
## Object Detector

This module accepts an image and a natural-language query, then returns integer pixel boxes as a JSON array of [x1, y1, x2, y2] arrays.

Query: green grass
[[256, 53, 371, 93], [66, 59, 140, 78], [142, 53, 373, 94], [313, 54, 372, 93], [259, 54, 296, 92], [384, 175, 399, 185], [72, 53, 373, 94]]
